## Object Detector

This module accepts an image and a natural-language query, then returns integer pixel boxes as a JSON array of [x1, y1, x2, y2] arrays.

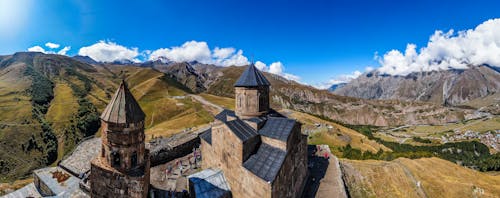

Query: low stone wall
[[148, 127, 209, 166]]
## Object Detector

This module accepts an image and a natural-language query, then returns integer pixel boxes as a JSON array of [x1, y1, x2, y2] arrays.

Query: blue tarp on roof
[[188, 169, 231, 198]]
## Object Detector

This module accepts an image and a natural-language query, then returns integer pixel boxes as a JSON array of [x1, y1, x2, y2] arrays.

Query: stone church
[[89, 80, 150, 198], [193, 64, 308, 198]]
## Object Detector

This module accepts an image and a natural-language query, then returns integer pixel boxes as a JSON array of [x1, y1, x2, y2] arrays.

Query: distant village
[[441, 130, 500, 152]]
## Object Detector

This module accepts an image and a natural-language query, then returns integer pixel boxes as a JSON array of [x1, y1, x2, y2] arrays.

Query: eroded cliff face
[[271, 86, 465, 126], [137, 62, 469, 126], [334, 65, 500, 106]]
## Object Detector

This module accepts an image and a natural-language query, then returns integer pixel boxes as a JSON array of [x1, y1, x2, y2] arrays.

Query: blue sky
[[0, 0, 499, 87]]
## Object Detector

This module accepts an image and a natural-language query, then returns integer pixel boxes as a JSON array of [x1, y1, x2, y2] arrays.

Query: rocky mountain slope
[[333, 65, 500, 108], [150, 62, 467, 126]]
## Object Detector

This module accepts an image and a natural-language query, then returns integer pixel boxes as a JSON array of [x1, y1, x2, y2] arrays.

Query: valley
[[0, 53, 499, 197]]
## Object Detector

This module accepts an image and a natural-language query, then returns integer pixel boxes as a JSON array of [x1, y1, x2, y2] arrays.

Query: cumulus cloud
[[252, 61, 300, 81], [148, 41, 250, 66], [213, 47, 235, 59], [254, 61, 267, 71], [45, 42, 60, 49], [74, 40, 300, 82], [27, 46, 46, 53], [149, 41, 211, 63], [27, 43, 71, 55], [316, 70, 364, 89], [78, 41, 140, 62], [57, 46, 71, 55], [377, 18, 500, 76]]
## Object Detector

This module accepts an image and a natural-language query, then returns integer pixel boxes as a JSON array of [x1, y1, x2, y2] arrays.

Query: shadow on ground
[[301, 145, 330, 198]]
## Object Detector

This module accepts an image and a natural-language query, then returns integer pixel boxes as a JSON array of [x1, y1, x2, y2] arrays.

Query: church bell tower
[[234, 63, 271, 118], [90, 80, 150, 198]]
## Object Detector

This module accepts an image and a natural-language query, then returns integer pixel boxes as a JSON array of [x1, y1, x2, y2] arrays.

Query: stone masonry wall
[[90, 153, 150, 198]]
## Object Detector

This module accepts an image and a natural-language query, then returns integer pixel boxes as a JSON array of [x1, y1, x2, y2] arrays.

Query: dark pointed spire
[[100, 80, 145, 124], [234, 63, 271, 87]]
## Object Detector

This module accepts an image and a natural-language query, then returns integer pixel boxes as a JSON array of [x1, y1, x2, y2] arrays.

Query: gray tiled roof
[[214, 109, 236, 123], [188, 168, 231, 198], [245, 116, 267, 125], [234, 64, 271, 87], [243, 143, 286, 182], [258, 117, 296, 141], [100, 80, 145, 124], [200, 128, 212, 145], [225, 119, 259, 142]]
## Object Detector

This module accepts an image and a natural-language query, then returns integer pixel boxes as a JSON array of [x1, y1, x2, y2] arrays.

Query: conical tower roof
[[100, 80, 145, 124], [234, 64, 271, 87]]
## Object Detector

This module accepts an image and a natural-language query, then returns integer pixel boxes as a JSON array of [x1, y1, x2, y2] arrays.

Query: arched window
[[131, 152, 138, 167], [237, 94, 242, 108], [112, 151, 120, 168]]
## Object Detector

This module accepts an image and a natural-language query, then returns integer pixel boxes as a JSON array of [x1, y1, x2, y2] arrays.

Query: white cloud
[[57, 46, 71, 55], [78, 41, 139, 62], [27, 43, 71, 55], [45, 42, 60, 49], [253, 61, 300, 82], [149, 41, 250, 66], [316, 70, 364, 89], [27, 46, 46, 53], [254, 61, 267, 71], [149, 40, 211, 63], [377, 18, 500, 76], [213, 47, 235, 59], [214, 49, 249, 66], [69, 40, 301, 82]]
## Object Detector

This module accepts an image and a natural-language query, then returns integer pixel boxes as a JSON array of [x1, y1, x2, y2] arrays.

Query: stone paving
[[59, 138, 101, 177], [150, 149, 202, 193], [302, 145, 348, 198]]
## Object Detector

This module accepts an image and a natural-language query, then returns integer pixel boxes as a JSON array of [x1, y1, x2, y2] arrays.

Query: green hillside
[[0, 53, 212, 182]]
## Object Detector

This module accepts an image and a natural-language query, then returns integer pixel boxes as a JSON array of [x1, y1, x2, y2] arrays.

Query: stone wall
[[148, 131, 201, 167], [235, 86, 269, 118], [33, 173, 53, 196], [90, 151, 150, 198], [272, 133, 308, 198]]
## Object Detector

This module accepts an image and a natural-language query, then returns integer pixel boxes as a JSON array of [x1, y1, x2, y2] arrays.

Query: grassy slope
[[199, 93, 235, 110], [45, 82, 79, 162], [102, 65, 213, 140], [341, 157, 500, 198], [0, 62, 48, 182], [281, 110, 390, 154], [0, 58, 213, 182], [46, 82, 79, 134]]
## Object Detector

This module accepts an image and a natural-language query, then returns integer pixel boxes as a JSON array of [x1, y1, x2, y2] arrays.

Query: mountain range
[[332, 65, 500, 112], [0, 52, 489, 182]]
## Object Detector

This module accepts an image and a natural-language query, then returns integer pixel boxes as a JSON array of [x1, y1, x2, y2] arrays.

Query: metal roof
[[214, 109, 236, 123], [225, 119, 259, 142], [200, 128, 212, 145], [100, 80, 145, 124], [188, 168, 231, 198], [258, 117, 296, 141], [243, 143, 286, 182], [234, 64, 271, 87]]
